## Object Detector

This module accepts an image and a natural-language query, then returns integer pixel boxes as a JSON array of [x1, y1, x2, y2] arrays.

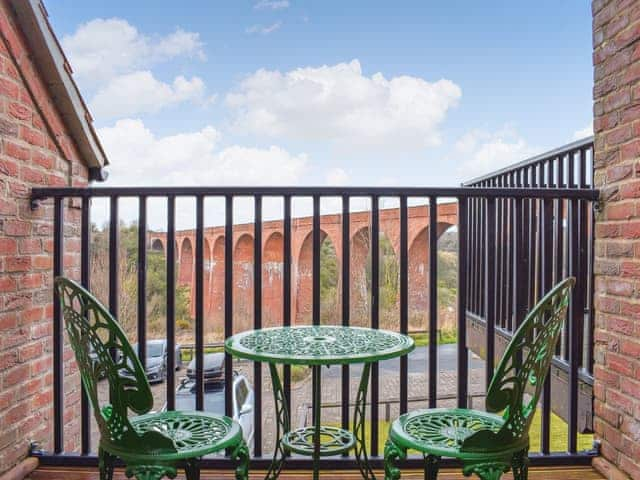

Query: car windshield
[[147, 343, 164, 357], [175, 380, 225, 414]]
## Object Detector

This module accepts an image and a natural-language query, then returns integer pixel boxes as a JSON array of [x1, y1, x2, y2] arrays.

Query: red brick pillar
[[592, 1, 640, 478]]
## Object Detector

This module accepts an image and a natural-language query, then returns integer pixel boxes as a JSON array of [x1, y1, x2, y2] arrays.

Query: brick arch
[[178, 237, 195, 317], [378, 230, 399, 330], [210, 236, 225, 322], [179, 237, 194, 286], [407, 221, 456, 330], [295, 229, 328, 324], [350, 226, 370, 326], [320, 234, 340, 325], [150, 238, 164, 253], [204, 238, 212, 318], [233, 233, 253, 332], [408, 227, 429, 329], [147, 204, 458, 331], [436, 221, 455, 238], [263, 231, 284, 327]]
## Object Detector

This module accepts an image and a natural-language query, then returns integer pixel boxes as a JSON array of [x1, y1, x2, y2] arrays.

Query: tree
[[90, 221, 192, 339], [320, 238, 339, 323]]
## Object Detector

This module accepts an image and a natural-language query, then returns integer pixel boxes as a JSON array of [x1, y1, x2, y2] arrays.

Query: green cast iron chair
[[55, 277, 249, 480], [384, 277, 575, 480]]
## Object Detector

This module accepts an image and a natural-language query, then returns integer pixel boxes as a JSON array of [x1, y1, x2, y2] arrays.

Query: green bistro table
[[225, 326, 415, 480]]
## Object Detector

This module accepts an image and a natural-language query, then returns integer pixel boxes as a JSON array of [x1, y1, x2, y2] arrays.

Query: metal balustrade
[[463, 136, 596, 453], [30, 168, 598, 470]]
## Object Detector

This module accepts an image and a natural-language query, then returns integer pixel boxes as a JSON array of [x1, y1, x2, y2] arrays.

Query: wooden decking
[[29, 465, 604, 479]]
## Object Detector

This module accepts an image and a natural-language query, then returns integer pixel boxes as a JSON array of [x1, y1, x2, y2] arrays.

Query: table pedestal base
[[265, 362, 376, 480], [283, 426, 355, 456]]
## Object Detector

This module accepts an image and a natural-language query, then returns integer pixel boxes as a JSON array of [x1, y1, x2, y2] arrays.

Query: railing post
[[80, 197, 91, 454], [399, 195, 408, 415], [484, 197, 496, 388], [253, 195, 263, 456], [457, 196, 468, 408], [166, 196, 176, 411], [53, 197, 64, 454], [195, 196, 204, 411], [370, 195, 380, 455], [224, 195, 233, 419], [341, 195, 350, 438], [428, 196, 438, 409]]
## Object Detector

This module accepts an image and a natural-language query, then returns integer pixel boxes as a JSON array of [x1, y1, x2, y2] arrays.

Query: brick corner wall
[[592, 0, 640, 479], [0, 0, 89, 473]]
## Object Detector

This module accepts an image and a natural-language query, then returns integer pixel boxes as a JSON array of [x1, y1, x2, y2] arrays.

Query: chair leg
[[511, 448, 529, 480], [232, 439, 250, 480], [384, 438, 406, 480], [185, 458, 200, 480], [98, 448, 114, 480], [423, 454, 440, 480]]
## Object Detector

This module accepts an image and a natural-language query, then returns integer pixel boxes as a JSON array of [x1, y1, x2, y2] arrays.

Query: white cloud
[[254, 0, 290, 10], [573, 124, 593, 140], [62, 18, 205, 82], [455, 127, 538, 180], [99, 119, 307, 187], [90, 71, 210, 119], [245, 22, 283, 35], [325, 167, 349, 185], [225, 59, 461, 151], [98, 119, 310, 228]]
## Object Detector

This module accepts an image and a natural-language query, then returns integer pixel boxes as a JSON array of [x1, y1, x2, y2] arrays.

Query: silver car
[[173, 372, 255, 447], [131, 340, 183, 383]]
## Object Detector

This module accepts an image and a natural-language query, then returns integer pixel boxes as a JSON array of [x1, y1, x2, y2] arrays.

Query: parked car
[[127, 340, 183, 383], [185, 351, 224, 383], [172, 370, 255, 447]]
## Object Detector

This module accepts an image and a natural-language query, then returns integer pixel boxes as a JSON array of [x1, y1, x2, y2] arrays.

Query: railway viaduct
[[148, 203, 458, 331]]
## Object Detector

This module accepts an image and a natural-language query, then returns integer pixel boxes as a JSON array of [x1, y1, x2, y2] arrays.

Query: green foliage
[[379, 236, 399, 311], [437, 250, 457, 309], [320, 239, 338, 297], [320, 238, 340, 324], [410, 329, 457, 347], [90, 221, 192, 337], [291, 364, 311, 383], [145, 250, 191, 332]]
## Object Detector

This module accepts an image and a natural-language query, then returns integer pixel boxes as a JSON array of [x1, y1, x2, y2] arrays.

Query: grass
[[179, 345, 223, 363], [329, 409, 593, 454], [410, 329, 457, 347]]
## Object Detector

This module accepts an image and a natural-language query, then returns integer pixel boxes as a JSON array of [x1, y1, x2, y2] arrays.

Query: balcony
[[27, 137, 601, 477]]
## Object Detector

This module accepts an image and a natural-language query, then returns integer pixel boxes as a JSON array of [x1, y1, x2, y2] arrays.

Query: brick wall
[[592, 1, 640, 479], [0, 0, 88, 472]]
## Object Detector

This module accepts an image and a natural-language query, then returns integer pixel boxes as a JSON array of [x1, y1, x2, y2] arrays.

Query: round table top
[[224, 325, 415, 366]]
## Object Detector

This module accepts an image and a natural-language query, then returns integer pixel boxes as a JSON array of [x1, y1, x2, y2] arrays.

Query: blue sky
[[45, 1, 593, 225]]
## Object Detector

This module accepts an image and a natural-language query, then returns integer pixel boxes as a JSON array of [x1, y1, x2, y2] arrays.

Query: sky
[[45, 1, 594, 227]]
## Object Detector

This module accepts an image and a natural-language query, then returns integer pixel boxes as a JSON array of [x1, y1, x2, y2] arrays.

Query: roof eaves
[[8, 0, 109, 170]]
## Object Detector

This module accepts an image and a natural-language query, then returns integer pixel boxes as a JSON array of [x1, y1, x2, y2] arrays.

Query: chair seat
[[106, 410, 243, 461], [389, 408, 510, 459]]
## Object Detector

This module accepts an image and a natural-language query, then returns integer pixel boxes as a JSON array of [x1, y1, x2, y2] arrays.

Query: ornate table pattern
[[225, 326, 415, 480]]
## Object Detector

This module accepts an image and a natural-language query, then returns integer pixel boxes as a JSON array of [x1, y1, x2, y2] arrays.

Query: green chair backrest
[[55, 277, 154, 449], [463, 277, 575, 451]]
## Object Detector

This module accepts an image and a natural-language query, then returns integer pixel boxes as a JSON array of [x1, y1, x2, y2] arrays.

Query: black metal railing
[[31, 180, 598, 470], [463, 136, 596, 452]]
